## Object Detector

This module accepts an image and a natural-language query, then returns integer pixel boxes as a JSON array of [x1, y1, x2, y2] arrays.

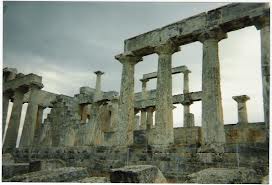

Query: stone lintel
[[124, 3, 268, 55], [142, 65, 188, 80], [134, 91, 202, 109], [23, 90, 58, 108], [4, 73, 43, 93]]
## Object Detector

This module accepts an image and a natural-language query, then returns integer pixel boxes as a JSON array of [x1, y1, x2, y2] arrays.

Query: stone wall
[[174, 122, 266, 145]]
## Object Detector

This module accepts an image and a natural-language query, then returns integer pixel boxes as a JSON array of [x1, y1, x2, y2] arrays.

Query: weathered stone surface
[[6, 167, 88, 182], [2, 153, 15, 164], [78, 177, 109, 183], [185, 167, 260, 184], [110, 165, 167, 183], [2, 163, 30, 179]]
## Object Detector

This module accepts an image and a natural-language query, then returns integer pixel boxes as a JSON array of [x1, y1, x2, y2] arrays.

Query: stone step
[[5, 167, 89, 182]]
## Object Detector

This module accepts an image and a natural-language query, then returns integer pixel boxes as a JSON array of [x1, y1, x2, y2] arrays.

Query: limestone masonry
[[2, 3, 270, 183]]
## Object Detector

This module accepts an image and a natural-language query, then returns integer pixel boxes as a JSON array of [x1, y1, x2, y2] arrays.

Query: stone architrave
[[232, 95, 250, 124], [198, 29, 227, 153], [255, 16, 270, 136], [115, 53, 142, 146], [2, 91, 13, 138], [151, 41, 180, 145], [20, 83, 43, 147], [3, 86, 28, 152]]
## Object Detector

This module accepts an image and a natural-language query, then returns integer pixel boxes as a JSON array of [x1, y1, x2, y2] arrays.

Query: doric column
[[3, 86, 28, 152], [94, 71, 104, 100], [255, 16, 270, 135], [140, 79, 149, 130], [115, 53, 142, 146], [198, 29, 227, 153], [20, 83, 43, 147], [2, 91, 13, 138], [232, 95, 250, 124], [152, 41, 180, 145], [146, 106, 155, 130]]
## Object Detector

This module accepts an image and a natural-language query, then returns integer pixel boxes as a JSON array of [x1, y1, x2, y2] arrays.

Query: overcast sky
[[3, 1, 264, 133]]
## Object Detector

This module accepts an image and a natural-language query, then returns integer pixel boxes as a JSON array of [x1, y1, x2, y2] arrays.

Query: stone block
[[133, 130, 147, 145], [6, 167, 89, 182], [2, 163, 30, 179], [185, 167, 260, 184], [78, 177, 109, 183], [29, 159, 66, 172], [2, 153, 15, 164], [110, 165, 167, 183]]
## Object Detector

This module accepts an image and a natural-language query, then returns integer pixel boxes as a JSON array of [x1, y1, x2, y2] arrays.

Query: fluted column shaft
[[152, 41, 179, 145], [199, 30, 227, 152], [3, 87, 27, 152], [115, 53, 142, 145], [20, 84, 42, 147]]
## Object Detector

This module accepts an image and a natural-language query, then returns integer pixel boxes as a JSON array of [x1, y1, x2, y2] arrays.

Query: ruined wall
[[174, 122, 266, 145]]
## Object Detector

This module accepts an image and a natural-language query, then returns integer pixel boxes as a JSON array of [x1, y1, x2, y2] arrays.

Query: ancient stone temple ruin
[[2, 3, 270, 183]]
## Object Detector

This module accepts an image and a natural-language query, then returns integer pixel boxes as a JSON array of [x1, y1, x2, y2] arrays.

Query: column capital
[[198, 28, 227, 43], [232, 95, 250, 103], [154, 40, 180, 55], [94, 70, 104, 76], [115, 52, 143, 65], [182, 69, 191, 75], [254, 16, 270, 30]]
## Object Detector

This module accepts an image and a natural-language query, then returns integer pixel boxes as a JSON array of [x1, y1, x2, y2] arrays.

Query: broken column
[[20, 83, 43, 147], [232, 95, 250, 124], [140, 79, 148, 130], [115, 53, 142, 145], [151, 41, 180, 145], [3, 86, 28, 152], [94, 71, 104, 100], [254, 16, 270, 136], [198, 29, 227, 152], [2, 91, 13, 138]]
